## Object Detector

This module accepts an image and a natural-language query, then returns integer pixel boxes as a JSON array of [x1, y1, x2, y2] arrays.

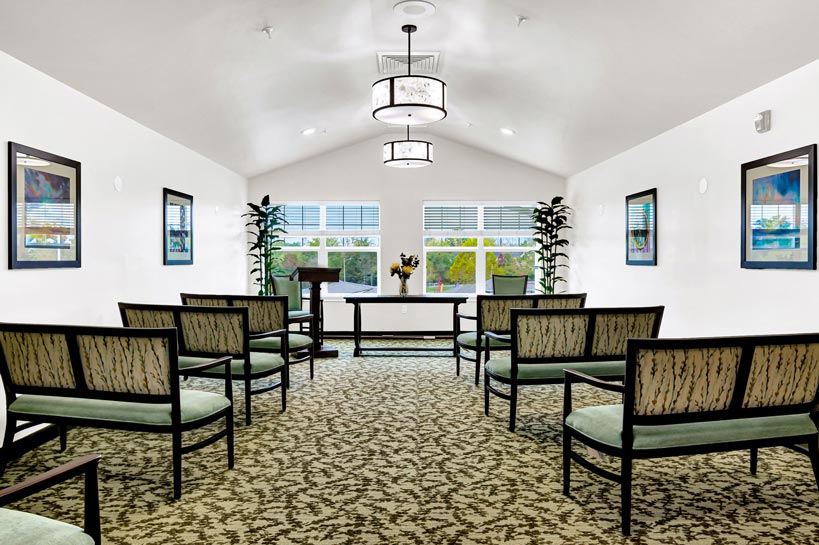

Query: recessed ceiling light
[[300, 128, 317, 136], [499, 127, 516, 136], [393, 1, 436, 19]]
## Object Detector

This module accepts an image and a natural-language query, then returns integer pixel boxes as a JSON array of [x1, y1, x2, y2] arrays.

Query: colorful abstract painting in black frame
[[625, 188, 657, 266], [163, 188, 193, 265], [8, 142, 81, 269]]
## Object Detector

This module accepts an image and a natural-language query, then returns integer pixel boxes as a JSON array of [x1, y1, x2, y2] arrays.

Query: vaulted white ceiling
[[1, 0, 819, 178]]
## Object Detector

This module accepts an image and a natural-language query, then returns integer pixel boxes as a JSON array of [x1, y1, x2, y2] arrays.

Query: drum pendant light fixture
[[372, 24, 447, 125], [383, 126, 433, 168]]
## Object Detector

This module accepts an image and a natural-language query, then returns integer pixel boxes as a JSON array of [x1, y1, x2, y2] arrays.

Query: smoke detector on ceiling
[[393, 1, 436, 19]]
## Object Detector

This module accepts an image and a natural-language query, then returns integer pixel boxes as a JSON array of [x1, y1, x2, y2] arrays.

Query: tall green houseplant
[[532, 196, 572, 294], [243, 195, 286, 296]]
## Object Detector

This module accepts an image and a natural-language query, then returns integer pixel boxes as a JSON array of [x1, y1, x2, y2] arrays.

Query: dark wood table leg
[[452, 302, 460, 356], [353, 303, 362, 357], [308, 281, 338, 359]]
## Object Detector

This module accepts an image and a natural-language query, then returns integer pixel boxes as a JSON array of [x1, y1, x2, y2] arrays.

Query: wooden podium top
[[293, 267, 341, 283]]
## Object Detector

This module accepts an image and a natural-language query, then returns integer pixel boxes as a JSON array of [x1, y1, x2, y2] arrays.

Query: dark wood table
[[294, 267, 341, 358], [344, 294, 469, 356]]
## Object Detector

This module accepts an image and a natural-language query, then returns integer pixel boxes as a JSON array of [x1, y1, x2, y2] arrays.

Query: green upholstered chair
[[563, 334, 819, 535], [0, 454, 102, 545], [271, 275, 320, 342], [485, 306, 664, 431], [120, 302, 285, 425], [491, 274, 529, 295], [455, 294, 587, 385], [180, 293, 314, 389], [0, 323, 233, 499]]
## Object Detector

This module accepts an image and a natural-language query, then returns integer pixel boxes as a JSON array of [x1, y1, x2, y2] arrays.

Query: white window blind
[[423, 205, 479, 231], [483, 205, 534, 231], [283, 205, 320, 231], [326, 204, 380, 231]]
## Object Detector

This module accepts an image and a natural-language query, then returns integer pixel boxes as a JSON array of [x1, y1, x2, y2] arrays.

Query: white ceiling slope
[[1, 0, 819, 178]]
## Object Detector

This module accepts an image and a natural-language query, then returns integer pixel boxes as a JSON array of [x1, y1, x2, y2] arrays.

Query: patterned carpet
[[2, 340, 819, 544]]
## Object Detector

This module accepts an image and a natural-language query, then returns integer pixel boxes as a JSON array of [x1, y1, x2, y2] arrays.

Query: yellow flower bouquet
[[390, 253, 420, 296]]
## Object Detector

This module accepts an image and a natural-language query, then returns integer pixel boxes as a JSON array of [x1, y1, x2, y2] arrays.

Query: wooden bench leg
[[621, 456, 632, 536], [281, 371, 287, 412], [244, 378, 252, 426], [0, 414, 16, 476], [750, 447, 758, 475], [474, 345, 482, 386], [226, 412, 235, 470], [172, 431, 182, 500]]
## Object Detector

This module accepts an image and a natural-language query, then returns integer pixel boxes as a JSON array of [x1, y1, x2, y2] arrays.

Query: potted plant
[[243, 195, 286, 296], [532, 196, 572, 294]]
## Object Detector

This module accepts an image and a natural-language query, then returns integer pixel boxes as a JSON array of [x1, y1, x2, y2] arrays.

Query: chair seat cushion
[[249, 334, 312, 351], [0, 508, 94, 545], [179, 353, 285, 377], [456, 332, 511, 349], [288, 310, 311, 320], [566, 404, 819, 451], [485, 357, 624, 381], [8, 390, 230, 427]]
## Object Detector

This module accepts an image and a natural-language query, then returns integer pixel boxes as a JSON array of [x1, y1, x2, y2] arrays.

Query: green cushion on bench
[[566, 404, 818, 450], [9, 390, 230, 427], [178, 353, 285, 377], [249, 334, 312, 351], [456, 332, 511, 349], [485, 357, 625, 381], [0, 508, 94, 545]]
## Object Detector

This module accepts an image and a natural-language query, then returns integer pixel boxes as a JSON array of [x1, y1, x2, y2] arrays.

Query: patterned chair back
[[180, 294, 287, 336], [120, 302, 250, 359], [627, 334, 819, 423], [478, 294, 587, 334], [511, 306, 664, 361], [0, 324, 178, 402]]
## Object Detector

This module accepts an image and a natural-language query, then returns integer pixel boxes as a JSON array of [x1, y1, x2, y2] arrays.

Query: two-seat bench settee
[[0, 323, 234, 499], [563, 333, 819, 535]]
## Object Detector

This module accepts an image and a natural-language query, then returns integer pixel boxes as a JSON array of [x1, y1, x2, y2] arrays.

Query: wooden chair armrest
[[455, 313, 476, 321], [484, 331, 512, 343], [178, 356, 233, 373], [249, 329, 288, 340], [563, 369, 624, 393], [287, 314, 313, 325], [0, 454, 102, 544]]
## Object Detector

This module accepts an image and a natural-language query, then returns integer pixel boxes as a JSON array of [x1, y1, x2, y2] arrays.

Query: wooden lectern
[[292, 267, 340, 358]]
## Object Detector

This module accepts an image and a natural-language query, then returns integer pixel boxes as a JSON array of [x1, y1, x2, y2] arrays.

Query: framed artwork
[[741, 145, 816, 269], [163, 188, 193, 265], [626, 188, 657, 266], [8, 142, 81, 269]]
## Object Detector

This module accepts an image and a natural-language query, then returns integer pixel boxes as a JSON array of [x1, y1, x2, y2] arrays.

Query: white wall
[[250, 135, 566, 331], [0, 51, 248, 443], [568, 59, 819, 338]]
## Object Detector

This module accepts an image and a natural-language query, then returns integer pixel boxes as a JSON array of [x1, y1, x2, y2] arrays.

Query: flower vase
[[399, 278, 409, 297]]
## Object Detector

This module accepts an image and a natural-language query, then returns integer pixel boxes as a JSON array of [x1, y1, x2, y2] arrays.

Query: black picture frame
[[625, 188, 657, 266], [741, 145, 816, 270], [8, 142, 81, 269], [163, 188, 193, 266]]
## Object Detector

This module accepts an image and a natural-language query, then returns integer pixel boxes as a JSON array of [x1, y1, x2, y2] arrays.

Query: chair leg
[[809, 438, 819, 492], [562, 425, 571, 496], [0, 415, 17, 476], [509, 383, 518, 432], [621, 456, 633, 536], [474, 345, 482, 386], [484, 372, 490, 416], [172, 431, 182, 500], [245, 378, 252, 426], [59, 424, 67, 452], [750, 447, 758, 475], [226, 411, 235, 470], [281, 370, 287, 412], [455, 348, 461, 376], [309, 348, 314, 380]]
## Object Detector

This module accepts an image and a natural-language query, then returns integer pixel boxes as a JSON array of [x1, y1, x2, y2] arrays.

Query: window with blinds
[[483, 205, 534, 231], [283, 205, 321, 231], [423, 205, 479, 231], [326, 204, 380, 231]]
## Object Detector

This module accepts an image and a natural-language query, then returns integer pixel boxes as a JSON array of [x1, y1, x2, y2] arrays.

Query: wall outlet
[[401, 305, 408, 314]]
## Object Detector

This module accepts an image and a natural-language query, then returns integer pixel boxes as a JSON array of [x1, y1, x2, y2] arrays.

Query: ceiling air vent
[[377, 51, 440, 75]]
